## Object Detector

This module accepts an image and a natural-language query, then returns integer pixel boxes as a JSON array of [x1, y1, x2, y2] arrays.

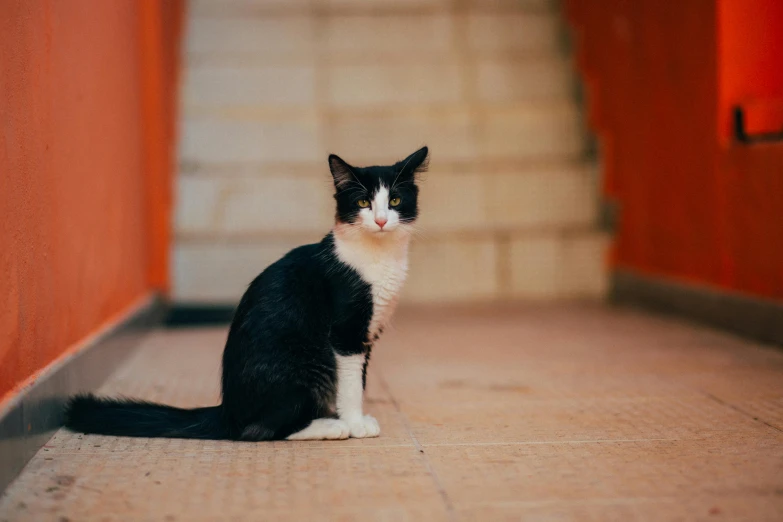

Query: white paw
[[320, 419, 351, 440], [347, 415, 381, 439], [286, 418, 350, 440]]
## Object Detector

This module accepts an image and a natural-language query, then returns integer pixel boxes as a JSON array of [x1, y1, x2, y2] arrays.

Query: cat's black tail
[[64, 394, 229, 440]]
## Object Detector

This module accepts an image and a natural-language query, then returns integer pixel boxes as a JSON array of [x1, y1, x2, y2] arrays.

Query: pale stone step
[[466, 12, 562, 53], [466, 0, 558, 11], [178, 160, 325, 177], [175, 175, 335, 236], [174, 0, 603, 306], [173, 235, 500, 304], [417, 163, 597, 233], [508, 232, 609, 299], [325, 109, 475, 163], [186, 12, 563, 61], [477, 102, 585, 160], [174, 176, 221, 234], [321, 102, 583, 164], [324, 14, 454, 56], [407, 231, 607, 304], [188, 0, 311, 17], [179, 116, 322, 164], [327, 63, 464, 107], [319, 0, 451, 11], [172, 240, 311, 303], [182, 55, 574, 111], [183, 66, 316, 108], [475, 57, 575, 103], [185, 17, 316, 58], [405, 236, 500, 303], [173, 231, 606, 304], [189, 0, 557, 16], [176, 161, 596, 237]]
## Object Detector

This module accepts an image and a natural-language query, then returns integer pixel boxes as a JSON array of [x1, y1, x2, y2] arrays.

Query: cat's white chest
[[362, 258, 408, 339], [333, 234, 409, 342]]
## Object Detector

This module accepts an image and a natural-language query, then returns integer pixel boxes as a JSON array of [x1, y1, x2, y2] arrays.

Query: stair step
[[185, 11, 563, 61], [182, 56, 574, 111], [172, 231, 609, 304], [406, 231, 609, 303], [188, 0, 557, 17], [173, 0, 605, 305], [175, 162, 597, 237]]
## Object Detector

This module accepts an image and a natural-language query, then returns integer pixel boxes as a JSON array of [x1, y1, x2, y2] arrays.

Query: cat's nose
[[375, 217, 388, 229]]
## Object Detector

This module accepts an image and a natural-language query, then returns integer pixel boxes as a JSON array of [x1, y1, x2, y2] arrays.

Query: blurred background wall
[[567, 0, 783, 301], [172, 0, 609, 306], [0, 1, 183, 402]]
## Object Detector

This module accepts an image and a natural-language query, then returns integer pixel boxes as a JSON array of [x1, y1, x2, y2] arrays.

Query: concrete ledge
[[0, 296, 167, 493], [611, 270, 783, 346]]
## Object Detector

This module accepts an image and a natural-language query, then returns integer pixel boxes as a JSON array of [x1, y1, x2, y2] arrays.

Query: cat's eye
[[389, 197, 401, 207], [357, 199, 370, 208]]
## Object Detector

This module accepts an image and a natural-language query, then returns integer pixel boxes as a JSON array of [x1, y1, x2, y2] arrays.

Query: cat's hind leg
[[286, 418, 350, 440]]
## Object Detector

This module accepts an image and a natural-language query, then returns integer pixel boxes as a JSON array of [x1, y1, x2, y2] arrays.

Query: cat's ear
[[328, 154, 355, 190], [397, 146, 429, 179]]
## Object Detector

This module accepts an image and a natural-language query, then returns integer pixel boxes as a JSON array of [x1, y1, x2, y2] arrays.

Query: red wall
[[566, 0, 783, 301], [0, 1, 183, 403]]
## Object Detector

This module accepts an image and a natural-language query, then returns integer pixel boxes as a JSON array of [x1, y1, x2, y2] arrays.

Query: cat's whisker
[[391, 146, 428, 191], [391, 154, 414, 191], [343, 163, 368, 192]]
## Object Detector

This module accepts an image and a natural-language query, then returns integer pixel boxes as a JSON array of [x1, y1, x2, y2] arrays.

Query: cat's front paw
[[346, 415, 381, 438]]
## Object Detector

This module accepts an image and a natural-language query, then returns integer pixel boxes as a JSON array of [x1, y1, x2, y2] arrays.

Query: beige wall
[[173, 0, 607, 304]]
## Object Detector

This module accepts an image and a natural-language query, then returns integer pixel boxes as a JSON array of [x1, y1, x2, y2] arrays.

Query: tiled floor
[[1, 304, 782, 521]]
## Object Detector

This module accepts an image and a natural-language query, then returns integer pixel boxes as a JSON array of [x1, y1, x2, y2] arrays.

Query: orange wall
[[566, 0, 783, 301], [718, 0, 783, 141], [0, 1, 183, 402]]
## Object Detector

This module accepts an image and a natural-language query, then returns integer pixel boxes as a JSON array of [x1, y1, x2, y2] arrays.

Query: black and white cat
[[65, 146, 428, 441]]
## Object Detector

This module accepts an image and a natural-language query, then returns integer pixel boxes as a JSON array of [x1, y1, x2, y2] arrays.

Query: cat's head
[[328, 146, 428, 236]]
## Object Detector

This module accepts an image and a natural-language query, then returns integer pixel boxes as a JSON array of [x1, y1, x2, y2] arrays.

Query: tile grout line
[[642, 359, 783, 435], [424, 438, 683, 447], [376, 371, 459, 522], [456, 495, 729, 509], [701, 392, 783, 433], [621, 353, 783, 435], [45, 436, 687, 457]]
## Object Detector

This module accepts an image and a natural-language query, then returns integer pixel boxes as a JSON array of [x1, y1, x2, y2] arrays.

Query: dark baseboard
[[0, 296, 167, 493], [165, 304, 236, 327], [611, 270, 783, 346]]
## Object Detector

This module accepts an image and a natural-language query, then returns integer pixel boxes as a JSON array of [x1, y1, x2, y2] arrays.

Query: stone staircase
[[173, 0, 607, 304]]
